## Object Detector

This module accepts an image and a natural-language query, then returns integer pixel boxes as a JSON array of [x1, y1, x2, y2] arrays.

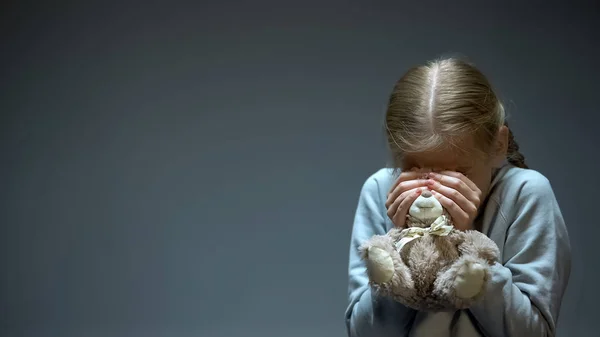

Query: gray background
[[2, 0, 598, 336]]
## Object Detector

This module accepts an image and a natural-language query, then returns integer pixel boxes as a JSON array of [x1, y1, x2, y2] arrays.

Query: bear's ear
[[491, 125, 509, 167]]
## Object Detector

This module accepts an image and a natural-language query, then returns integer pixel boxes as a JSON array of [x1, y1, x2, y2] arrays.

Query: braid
[[504, 122, 528, 169]]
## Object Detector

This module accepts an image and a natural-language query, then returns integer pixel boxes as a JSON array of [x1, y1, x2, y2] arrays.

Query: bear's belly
[[399, 233, 462, 298]]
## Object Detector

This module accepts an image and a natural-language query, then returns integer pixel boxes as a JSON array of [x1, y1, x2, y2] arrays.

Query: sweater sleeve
[[469, 172, 572, 337], [344, 172, 417, 337]]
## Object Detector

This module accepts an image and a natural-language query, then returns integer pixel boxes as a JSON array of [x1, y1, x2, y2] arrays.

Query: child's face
[[401, 133, 506, 199]]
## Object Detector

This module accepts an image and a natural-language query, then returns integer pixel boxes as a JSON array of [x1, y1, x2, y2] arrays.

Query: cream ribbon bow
[[395, 215, 454, 251]]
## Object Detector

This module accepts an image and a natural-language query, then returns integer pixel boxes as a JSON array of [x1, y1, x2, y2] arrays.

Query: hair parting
[[384, 57, 528, 169]]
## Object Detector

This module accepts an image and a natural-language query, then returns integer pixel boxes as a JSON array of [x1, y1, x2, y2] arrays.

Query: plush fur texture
[[359, 191, 500, 312]]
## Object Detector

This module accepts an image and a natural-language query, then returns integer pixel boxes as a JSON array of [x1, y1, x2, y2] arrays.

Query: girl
[[344, 57, 571, 337]]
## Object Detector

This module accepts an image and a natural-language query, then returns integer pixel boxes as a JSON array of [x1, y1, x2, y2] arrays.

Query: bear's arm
[[468, 172, 571, 337], [345, 171, 417, 337]]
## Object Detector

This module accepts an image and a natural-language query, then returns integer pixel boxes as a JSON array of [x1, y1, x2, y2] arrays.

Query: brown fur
[[359, 211, 500, 312]]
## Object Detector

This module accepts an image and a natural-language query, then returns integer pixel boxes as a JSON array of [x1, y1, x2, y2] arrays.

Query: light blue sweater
[[345, 164, 571, 337]]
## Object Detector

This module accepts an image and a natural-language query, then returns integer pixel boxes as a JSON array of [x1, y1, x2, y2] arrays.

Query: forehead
[[401, 138, 485, 170], [403, 150, 475, 169]]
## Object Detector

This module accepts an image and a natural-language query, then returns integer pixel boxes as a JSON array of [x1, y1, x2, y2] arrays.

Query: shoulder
[[353, 168, 397, 232], [492, 165, 555, 199], [489, 165, 561, 220], [359, 167, 397, 199]]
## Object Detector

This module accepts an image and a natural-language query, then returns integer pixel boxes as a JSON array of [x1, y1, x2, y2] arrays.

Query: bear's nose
[[421, 190, 432, 198]]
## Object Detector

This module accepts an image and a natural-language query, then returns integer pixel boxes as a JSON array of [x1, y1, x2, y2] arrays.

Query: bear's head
[[405, 190, 451, 228]]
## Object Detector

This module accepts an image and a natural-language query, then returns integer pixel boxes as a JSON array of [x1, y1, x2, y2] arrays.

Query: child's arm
[[469, 172, 572, 337], [345, 173, 417, 337]]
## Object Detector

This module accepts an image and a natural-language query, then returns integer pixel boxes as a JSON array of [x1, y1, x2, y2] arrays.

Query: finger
[[386, 187, 423, 221], [392, 189, 423, 227], [387, 170, 425, 196], [386, 179, 429, 208], [426, 179, 478, 215], [430, 190, 471, 230], [429, 172, 479, 206], [438, 170, 479, 193], [389, 170, 429, 197]]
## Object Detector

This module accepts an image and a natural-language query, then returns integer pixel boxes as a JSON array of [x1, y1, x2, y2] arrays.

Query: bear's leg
[[432, 254, 490, 309], [359, 234, 416, 301]]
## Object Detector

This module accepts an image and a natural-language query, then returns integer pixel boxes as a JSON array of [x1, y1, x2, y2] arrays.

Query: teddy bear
[[359, 188, 500, 311]]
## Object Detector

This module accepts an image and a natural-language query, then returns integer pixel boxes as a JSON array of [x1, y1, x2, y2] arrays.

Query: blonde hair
[[384, 57, 528, 169]]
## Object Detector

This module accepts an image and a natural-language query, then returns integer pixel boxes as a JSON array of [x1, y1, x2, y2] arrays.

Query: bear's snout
[[409, 191, 444, 221]]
